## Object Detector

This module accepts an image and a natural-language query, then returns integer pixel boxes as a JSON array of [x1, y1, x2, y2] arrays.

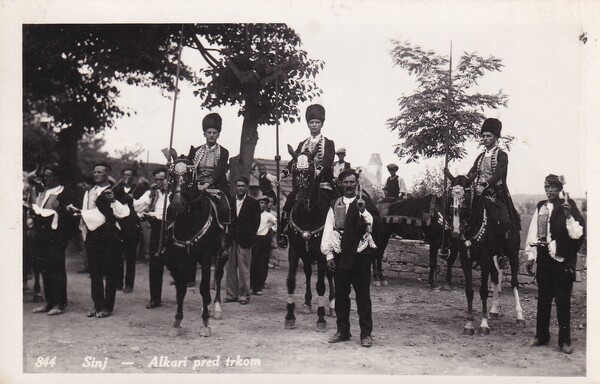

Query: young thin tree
[[387, 40, 511, 163]]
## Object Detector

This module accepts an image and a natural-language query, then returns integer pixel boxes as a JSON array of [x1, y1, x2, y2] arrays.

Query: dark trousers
[[148, 220, 166, 303], [34, 238, 68, 309], [535, 263, 574, 347], [251, 234, 271, 292], [334, 253, 373, 339], [86, 228, 122, 313], [118, 228, 141, 289]]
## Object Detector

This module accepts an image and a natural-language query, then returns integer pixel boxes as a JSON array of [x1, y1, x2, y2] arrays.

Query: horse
[[283, 145, 337, 331], [372, 176, 475, 291], [372, 193, 446, 290], [458, 180, 525, 335], [162, 154, 230, 337]]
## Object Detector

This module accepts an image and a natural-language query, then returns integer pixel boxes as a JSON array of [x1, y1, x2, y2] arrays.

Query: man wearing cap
[[192, 112, 231, 224], [332, 147, 351, 180], [321, 169, 380, 347], [279, 104, 337, 232], [462, 118, 520, 240], [525, 175, 585, 354], [250, 196, 278, 295], [383, 163, 407, 199], [255, 164, 278, 202], [29, 164, 76, 316]]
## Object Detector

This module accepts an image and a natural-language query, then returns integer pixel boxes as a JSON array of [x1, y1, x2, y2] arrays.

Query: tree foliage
[[23, 24, 323, 191], [410, 165, 445, 198], [388, 41, 511, 163]]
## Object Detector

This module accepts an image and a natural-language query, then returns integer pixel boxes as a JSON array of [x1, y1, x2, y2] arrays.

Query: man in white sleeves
[[525, 174, 585, 354], [75, 162, 130, 318], [321, 169, 379, 347]]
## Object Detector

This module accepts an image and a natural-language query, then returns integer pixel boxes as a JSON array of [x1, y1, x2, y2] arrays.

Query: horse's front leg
[[212, 246, 228, 321], [479, 252, 491, 335], [199, 249, 212, 337], [302, 252, 313, 314], [443, 245, 459, 291], [428, 244, 440, 291], [169, 253, 187, 337], [460, 248, 475, 335], [509, 250, 526, 325], [285, 245, 299, 329], [489, 255, 501, 319], [315, 254, 327, 332]]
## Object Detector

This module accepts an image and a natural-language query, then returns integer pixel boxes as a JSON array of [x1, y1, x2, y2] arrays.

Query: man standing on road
[[77, 162, 130, 318], [525, 174, 585, 354], [29, 164, 76, 316], [134, 167, 170, 309], [251, 196, 277, 296], [382, 163, 407, 199], [321, 169, 379, 347], [225, 177, 261, 305]]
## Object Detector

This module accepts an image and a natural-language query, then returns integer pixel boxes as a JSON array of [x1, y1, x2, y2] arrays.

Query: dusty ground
[[22, 247, 586, 376]]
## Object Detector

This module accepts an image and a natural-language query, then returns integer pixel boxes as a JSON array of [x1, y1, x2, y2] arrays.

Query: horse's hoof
[[489, 312, 499, 319], [381, 280, 389, 286], [463, 328, 475, 336], [213, 310, 223, 320], [285, 319, 296, 329], [316, 322, 327, 332], [301, 304, 312, 314], [200, 326, 211, 337], [431, 286, 441, 293], [169, 327, 182, 337], [479, 327, 490, 335], [516, 319, 526, 326], [372, 280, 381, 287], [442, 284, 452, 292]]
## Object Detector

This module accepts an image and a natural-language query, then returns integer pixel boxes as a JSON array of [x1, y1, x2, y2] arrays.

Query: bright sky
[[91, 1, 597, 198]]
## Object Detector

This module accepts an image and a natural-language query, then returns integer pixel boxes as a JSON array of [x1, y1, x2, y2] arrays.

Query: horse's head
[[169, 157, 197, 215], [288, 144, 318, 210], [447, 175, 472, 238]]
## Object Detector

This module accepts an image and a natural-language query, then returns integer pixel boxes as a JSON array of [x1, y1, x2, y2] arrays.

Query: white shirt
[[321, 196, 375, 261], [134, 189, 169, 220], [236, 195, 247, 215], [257, 211, 277, 236], [525, 201, 584, 262], [79, 185, 130, 239]]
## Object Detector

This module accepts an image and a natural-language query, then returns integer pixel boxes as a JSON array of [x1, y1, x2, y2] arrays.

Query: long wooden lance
[[157, 24, 185, 257], [439, 41, 453, 259], [274, 62, 282, 229]]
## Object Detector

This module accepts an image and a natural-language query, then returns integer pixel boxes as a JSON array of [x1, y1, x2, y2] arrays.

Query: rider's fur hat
[[481, 118, 502, 138], [305, 104, 325, 123], [202, 113, 222, 132]]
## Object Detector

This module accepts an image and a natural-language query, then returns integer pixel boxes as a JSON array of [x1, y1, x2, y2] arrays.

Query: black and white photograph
[[1, 0, 599, 383]]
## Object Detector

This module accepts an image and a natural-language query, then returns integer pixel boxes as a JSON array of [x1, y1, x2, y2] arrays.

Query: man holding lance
[[321, 169, 379, 347]]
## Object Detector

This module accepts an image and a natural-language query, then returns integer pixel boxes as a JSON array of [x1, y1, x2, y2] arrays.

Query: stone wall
[[381, 238, 587, 287]]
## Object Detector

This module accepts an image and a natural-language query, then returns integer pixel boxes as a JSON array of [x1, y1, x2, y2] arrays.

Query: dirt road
[[22, 248, 586, 376]]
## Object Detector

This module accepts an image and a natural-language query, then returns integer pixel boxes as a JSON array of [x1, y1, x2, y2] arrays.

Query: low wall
[[381, 238, 587, 287]]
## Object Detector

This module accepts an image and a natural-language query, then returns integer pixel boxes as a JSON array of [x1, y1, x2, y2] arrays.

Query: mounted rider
[[278, 104, 338, 233], [191, 112, 231, 225], [464, 118, 520, 243]]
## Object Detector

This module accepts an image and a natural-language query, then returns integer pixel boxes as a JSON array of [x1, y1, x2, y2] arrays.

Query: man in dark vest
[[30, 164, 76, 315], [332, 147, 351, 181], [525, 174, 585, 354], [255, 163, 278, 202], [321, 169, 380, 347], [383, 163, 407, 199]]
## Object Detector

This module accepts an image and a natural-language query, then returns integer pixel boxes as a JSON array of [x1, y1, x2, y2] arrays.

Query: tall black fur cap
[[202, 113, 222, 132], [481, 118, 502, 137], [305, 104, 325, 123]]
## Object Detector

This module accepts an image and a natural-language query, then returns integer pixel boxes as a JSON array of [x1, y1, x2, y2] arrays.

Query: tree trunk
[[57, 126, 83, 188], [228, 106, 259, 196]]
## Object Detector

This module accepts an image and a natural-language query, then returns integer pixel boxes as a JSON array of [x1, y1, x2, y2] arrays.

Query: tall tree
[[387, 41, 511, 163], [184, 24, 324, 192], [23, 24, 196, 182]]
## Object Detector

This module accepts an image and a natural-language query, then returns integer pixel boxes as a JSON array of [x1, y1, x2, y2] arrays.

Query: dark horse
[[163, 155, 229, 337], [372, 192, 446, 290], [456, 175, 525, 335], [284, 145, 337, 331]]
